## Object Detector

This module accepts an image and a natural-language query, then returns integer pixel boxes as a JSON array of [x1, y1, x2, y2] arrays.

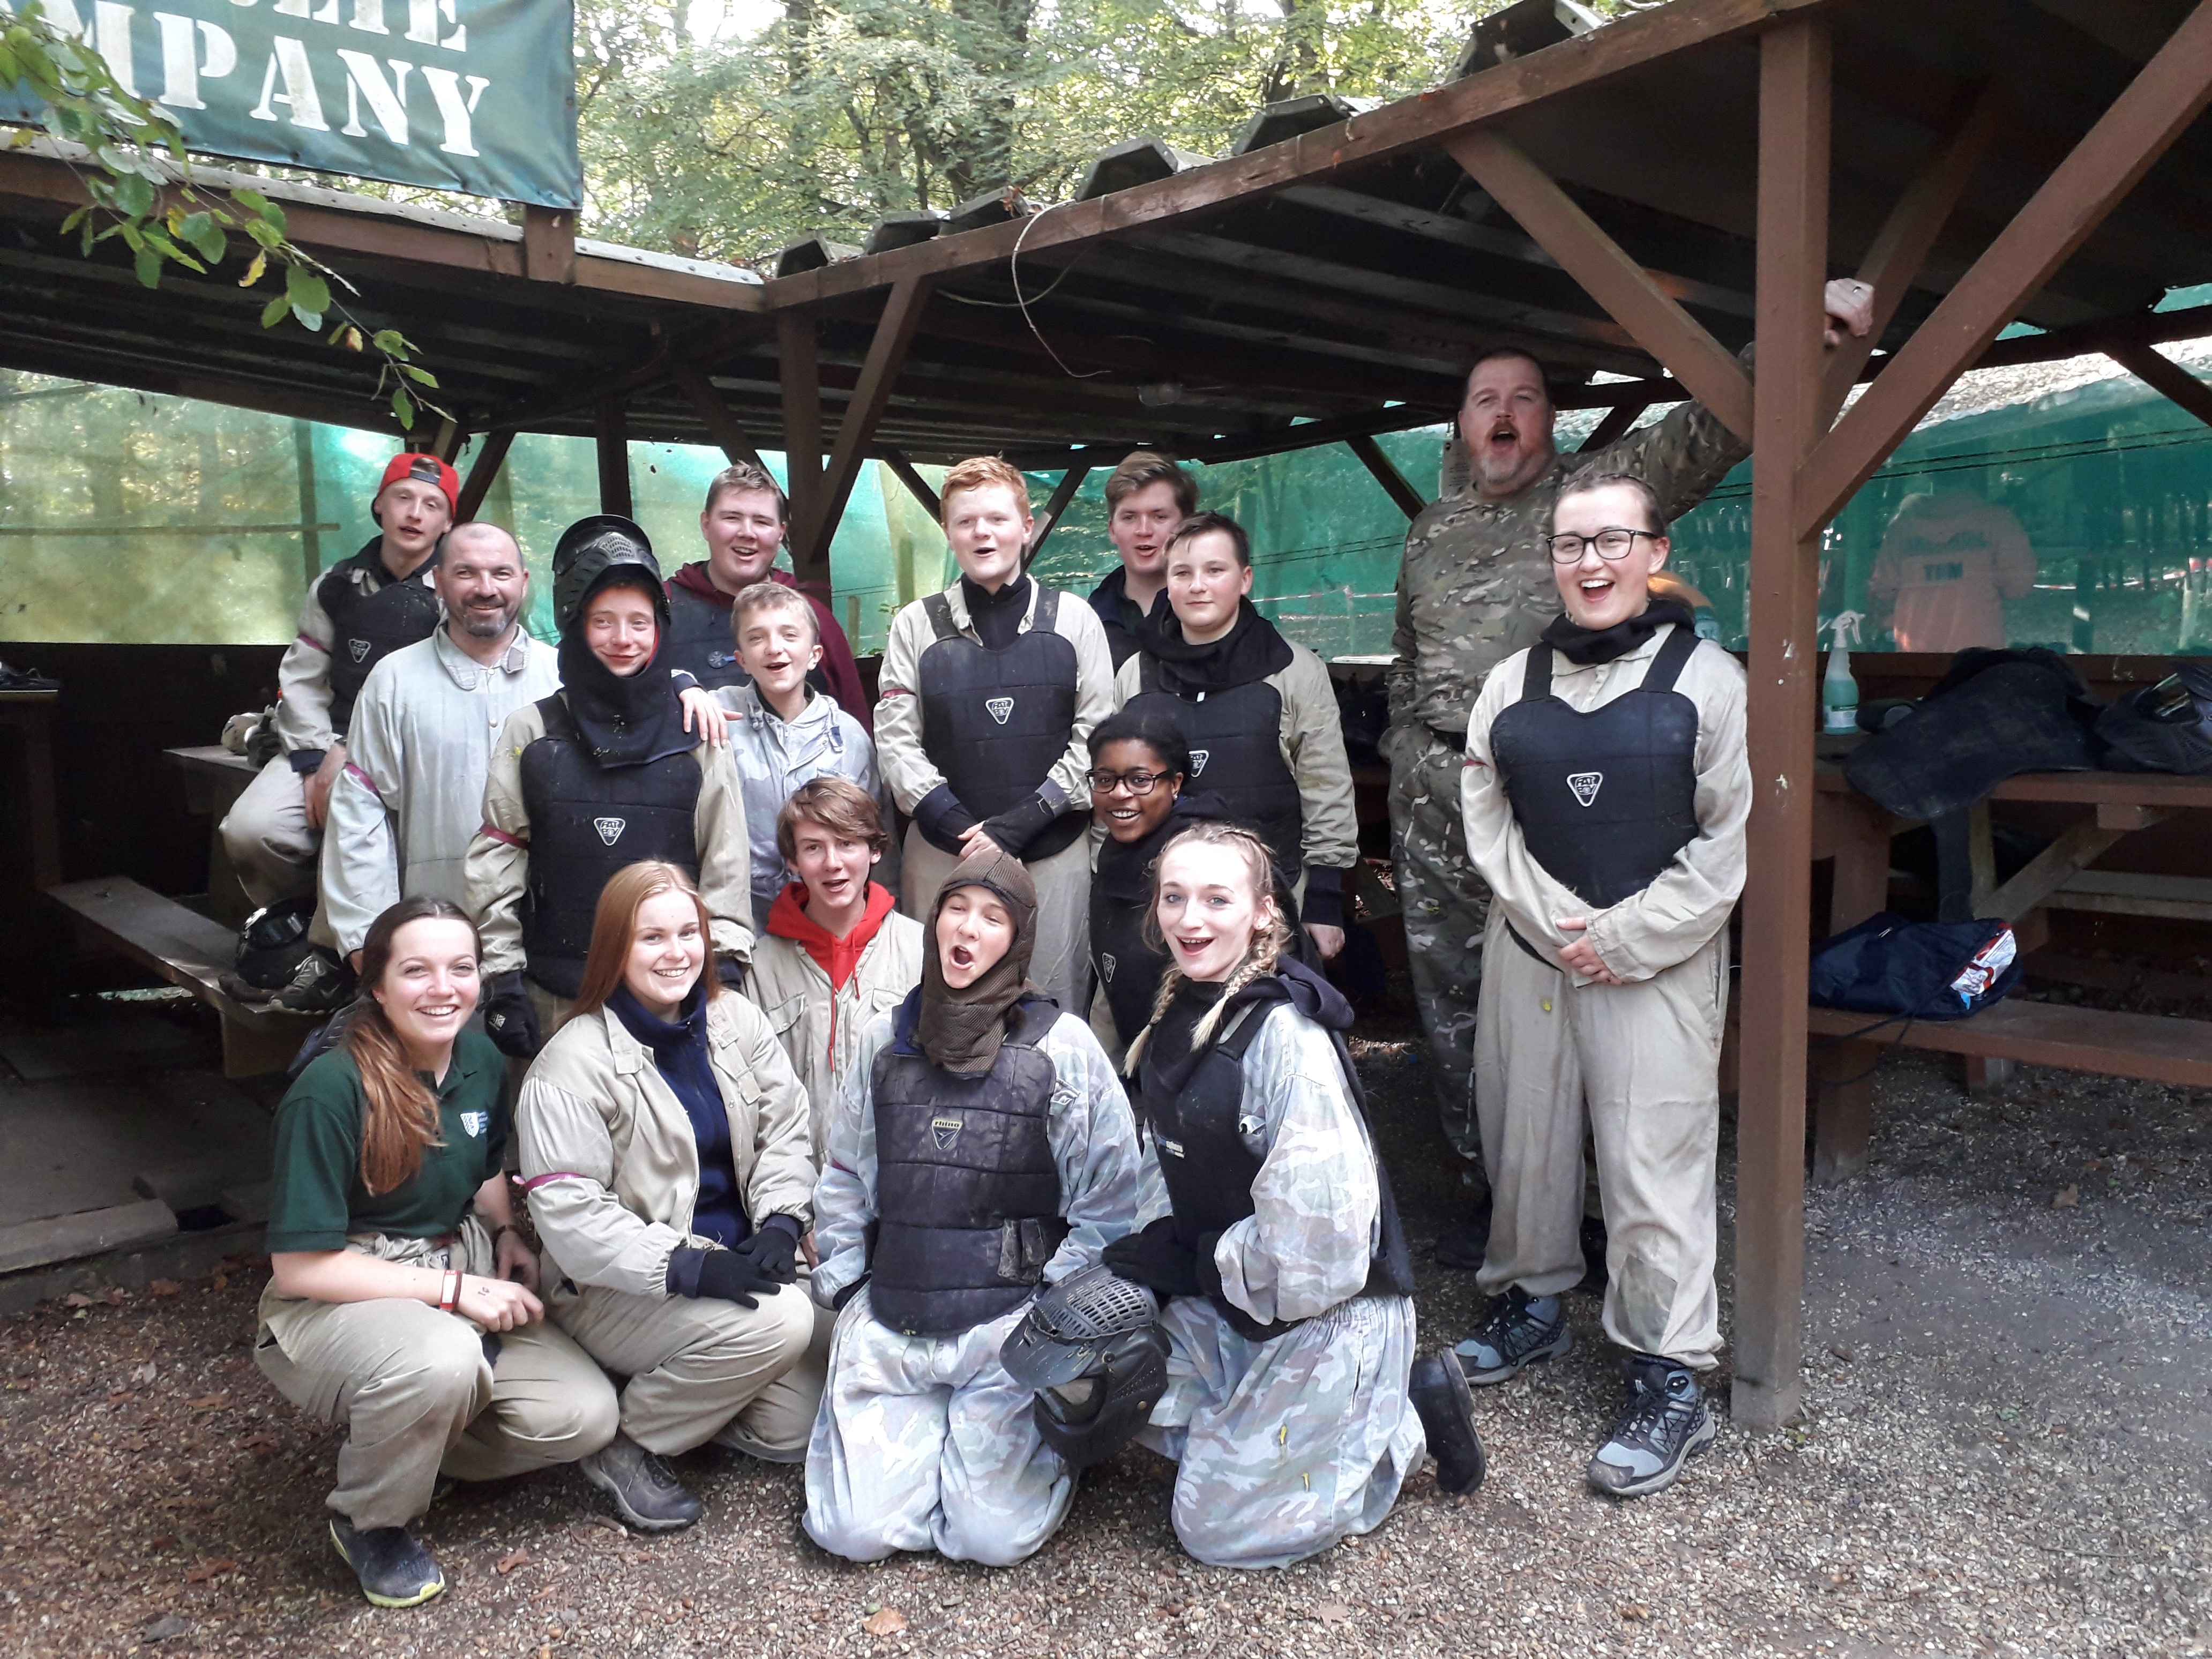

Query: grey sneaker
[[1587, 1354, 1716, 1498], [580, 1433, 702, 1532], [1453, 1286, 1572, 1385], [327, 1519, 444, 1608], [268, 948, 354, 1014]]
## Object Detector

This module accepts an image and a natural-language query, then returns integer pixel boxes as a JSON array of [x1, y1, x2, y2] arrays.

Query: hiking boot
[[270, 948, 354, 1014], [1453, 1286, 1571, 1385], [327, 1519, 444, 1608], [1407, 1351, 1486, 1495], [580, 1433, 702, 1532], [1587, 1354, 1716, 1499]]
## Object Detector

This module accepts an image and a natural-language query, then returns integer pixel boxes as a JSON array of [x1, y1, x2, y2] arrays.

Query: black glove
[[1101, 1217, 1204, 1300], [730, 1221, 800, 1284], [911, 783, 980, 855], [666, 1245, 780, 1309], [480, 972, 541, 1059], [979, 793, 1062, 861]]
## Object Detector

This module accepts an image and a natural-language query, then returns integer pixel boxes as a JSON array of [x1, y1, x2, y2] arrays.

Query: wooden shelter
[[6, 0, 2212, 1429]]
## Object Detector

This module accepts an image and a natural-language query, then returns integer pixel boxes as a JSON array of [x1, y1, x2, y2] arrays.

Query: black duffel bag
[[1808, 911, 2022, 1023]]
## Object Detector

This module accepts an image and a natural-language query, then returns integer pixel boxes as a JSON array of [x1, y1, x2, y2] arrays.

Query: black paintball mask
[[1000, 1265, 1168, 1470]]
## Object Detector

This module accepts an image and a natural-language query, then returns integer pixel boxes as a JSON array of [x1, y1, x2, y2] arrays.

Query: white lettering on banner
[[273, 0, 304, 16], [154, 13, 236, 109], [417, 64, 484, 154], [347, 0, 387, 33], [335, 49, 409, 141], [93, 1, 136, 94], [403, 0, 461, 50], [249, 34, 327, 128]]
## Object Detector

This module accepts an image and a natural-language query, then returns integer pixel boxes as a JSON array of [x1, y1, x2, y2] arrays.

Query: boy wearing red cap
[[220, 454, 456, 976]]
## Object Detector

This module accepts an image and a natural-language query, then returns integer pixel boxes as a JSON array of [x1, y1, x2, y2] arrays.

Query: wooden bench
[[48, 876, 318, 1079], [1807, 997, 2212, 1184]]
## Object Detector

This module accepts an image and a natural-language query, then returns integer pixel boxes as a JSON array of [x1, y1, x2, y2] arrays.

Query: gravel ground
[[4, 1011, 2210, 1658]]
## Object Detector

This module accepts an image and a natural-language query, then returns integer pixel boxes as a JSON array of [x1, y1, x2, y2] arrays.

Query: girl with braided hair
[[1102, 821, 1486, 1567]]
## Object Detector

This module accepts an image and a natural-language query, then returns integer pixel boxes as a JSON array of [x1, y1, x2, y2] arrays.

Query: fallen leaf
[[1316, 1602, 1353, 1624], [107, 1389, 136, 1403], [185, 1557, 238, 1583], [187, 1394, 227, 1411], [863, 1608, 908, 1637], [63, 1292, 95, 1309], [141, 1614, 192, 1642], [2053, 1185, 2080, 1209], [133, 1361, 158, 1384], [1619, 1603, 1651, 1621], [496, 1546, 531, 1575], [1828, 1345, 1854, 1362], [150, 1280, 182, 1297], [210, 1273, 229, 1291]]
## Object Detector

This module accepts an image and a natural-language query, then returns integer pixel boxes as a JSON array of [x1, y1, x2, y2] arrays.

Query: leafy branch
[[0, 0, 447, 430]]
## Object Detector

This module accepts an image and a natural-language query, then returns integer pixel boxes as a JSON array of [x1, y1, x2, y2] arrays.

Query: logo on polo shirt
[[460, 1111, 488, 1138], [348, 639, 371, 663], [985, 697, 1014, 724], [931, 1116, 963, 1150], [1189, 749, 1210, 776], [1567, 772, 1604, 808], [595, 817, 627, 846]]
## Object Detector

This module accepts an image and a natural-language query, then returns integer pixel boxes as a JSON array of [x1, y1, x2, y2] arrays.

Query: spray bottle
[[1822, 610, 1865, 735]]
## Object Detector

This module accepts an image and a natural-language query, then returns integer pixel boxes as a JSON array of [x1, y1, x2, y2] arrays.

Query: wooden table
[[0, 688, 61, 889], [162, 745, 260, 928]]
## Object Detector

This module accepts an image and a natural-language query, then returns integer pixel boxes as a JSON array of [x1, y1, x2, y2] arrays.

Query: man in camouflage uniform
[[1385, 280, 1875, 1247]]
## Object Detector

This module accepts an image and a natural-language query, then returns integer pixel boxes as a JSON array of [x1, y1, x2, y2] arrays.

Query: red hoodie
[[668, 562, 871, 735], [766, 879, 898, 993]]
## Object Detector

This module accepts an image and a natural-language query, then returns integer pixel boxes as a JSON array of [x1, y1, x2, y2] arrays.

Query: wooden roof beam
[[880, 450, 943, 518], [674, 363, 772, 472], [1026, 466, 1093, 562], [455, 430, 516, 521], [1798, 0, 2212, 539], [2103, 338, 2212, 431], [1446, 129, 1755, 440], [1345, 435, 1426, 520], [796, 276, 932, 582]]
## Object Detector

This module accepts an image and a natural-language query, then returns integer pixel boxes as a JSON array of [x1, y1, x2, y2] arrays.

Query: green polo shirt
[[264, 1029, 509, 1254]]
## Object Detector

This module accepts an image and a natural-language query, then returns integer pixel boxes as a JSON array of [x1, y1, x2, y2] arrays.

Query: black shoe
[[1587, 1354, 1716, 1499], [1432, 1195, 1493, 1271], [1408, 1351, 1486, 1496], [328, 1519, 444, 1608], [580, 1433, 703, 1532], [1574, 1215, 1610, 1294], [1453, 1286, 1572, 1385], [270, 948, 354, 1014]]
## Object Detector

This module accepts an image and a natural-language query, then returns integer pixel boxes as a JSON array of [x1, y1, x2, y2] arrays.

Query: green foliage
[[0, 0, 445, 428], [580, 0, 1483, 265]]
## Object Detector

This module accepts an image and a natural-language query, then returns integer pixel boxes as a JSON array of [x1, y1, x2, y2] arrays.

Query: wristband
[[438, 1269, 461, 1312]]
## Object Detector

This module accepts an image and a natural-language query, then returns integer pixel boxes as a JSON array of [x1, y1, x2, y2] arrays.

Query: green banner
[[3, 0, 579, 206]]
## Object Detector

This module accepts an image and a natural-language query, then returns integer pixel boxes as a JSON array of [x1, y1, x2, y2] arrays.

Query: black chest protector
[[917, 588, 1086, 860], [1488, 626, 1703, 910], [1089, 884, 1170, 1052], [318, 549, 442, 739], [867, 999, 1070, 1337], [517, 696, 704, 997], [1124, 668, 1303, 875], [661, 581, 830, 700], [1139, 996, 1414, 1343]]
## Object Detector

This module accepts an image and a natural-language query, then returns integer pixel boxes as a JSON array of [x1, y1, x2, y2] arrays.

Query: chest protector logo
[[1567, 772, 1604, 808], [594, 817, 627, 846], [931, 1116, 963, 1150], [985, 696, 1015, 725], [1098, 953, 1116, 984], [347, 639, 371, 663], [1188, 749, 1211, 775]]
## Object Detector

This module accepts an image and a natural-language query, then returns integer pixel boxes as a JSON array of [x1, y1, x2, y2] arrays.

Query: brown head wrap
[[918, 845, 1040, 1076]]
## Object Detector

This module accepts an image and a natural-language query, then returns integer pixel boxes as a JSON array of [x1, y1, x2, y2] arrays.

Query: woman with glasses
[[1113, 513, 1358, 965], [1084, 709, 1201, 1067]]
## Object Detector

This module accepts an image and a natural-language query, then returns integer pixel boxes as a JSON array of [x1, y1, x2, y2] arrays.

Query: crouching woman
[[518, 861, 829, 1533], [804, 846, 1142, 1566], [256, 898, 618, 1610], [1104, 822, 1486, 1569]]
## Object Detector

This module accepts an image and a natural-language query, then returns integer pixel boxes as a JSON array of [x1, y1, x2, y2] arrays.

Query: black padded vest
[[1089, 841, 1172, 1051], [661, 580, 830, 700], [1488, 626, 1703, 911], [867, 999, 1069, 1337], [1138, 990, 1413, 1343], [317, 544, 442, 739], [517, 696, 704, 998], [1124, 667, 1303, 875], [916, 587, 1086, 860]]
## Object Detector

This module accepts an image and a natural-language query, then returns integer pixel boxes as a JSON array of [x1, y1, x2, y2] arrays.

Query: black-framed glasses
[[1549, 527, 1661, 564], [1086, 767, 1175, 796]]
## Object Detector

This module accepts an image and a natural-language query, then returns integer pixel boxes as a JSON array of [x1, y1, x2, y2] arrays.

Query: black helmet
[[1001, 1265, 1167, 1470], [551, 514, 665, 633]]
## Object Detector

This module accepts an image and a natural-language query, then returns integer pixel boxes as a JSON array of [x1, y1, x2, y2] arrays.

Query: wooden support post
[[1576, 401, 1651, 454], [2104, 339, 2212, 431], [779, 312, 824, 584], [1346, 435, 1426, 520], [455, 429, 515, 522], [595, 398, 632, 518], [674, 363, 772, 471], [1444, 130, 1754, 442], [799, 276, 932, 586], [431, 417, 463, 462], [1027, 465, 1093, 562], [881, 448, 942, 520], [291, 419, 322, 586], [522, 205, 577, 284], [1820, 82, 2008, 422], [1733, 15, 1831, 1433], [1799, 0, 2212, 537]]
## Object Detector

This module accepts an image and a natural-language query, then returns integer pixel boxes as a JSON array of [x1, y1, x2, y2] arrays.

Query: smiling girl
[[255, 899, 618, 1609], [1101, 822, 1486, 1568]]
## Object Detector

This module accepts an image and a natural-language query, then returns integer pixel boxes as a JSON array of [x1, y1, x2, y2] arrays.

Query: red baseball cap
[[375, 452, 460, 518]]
